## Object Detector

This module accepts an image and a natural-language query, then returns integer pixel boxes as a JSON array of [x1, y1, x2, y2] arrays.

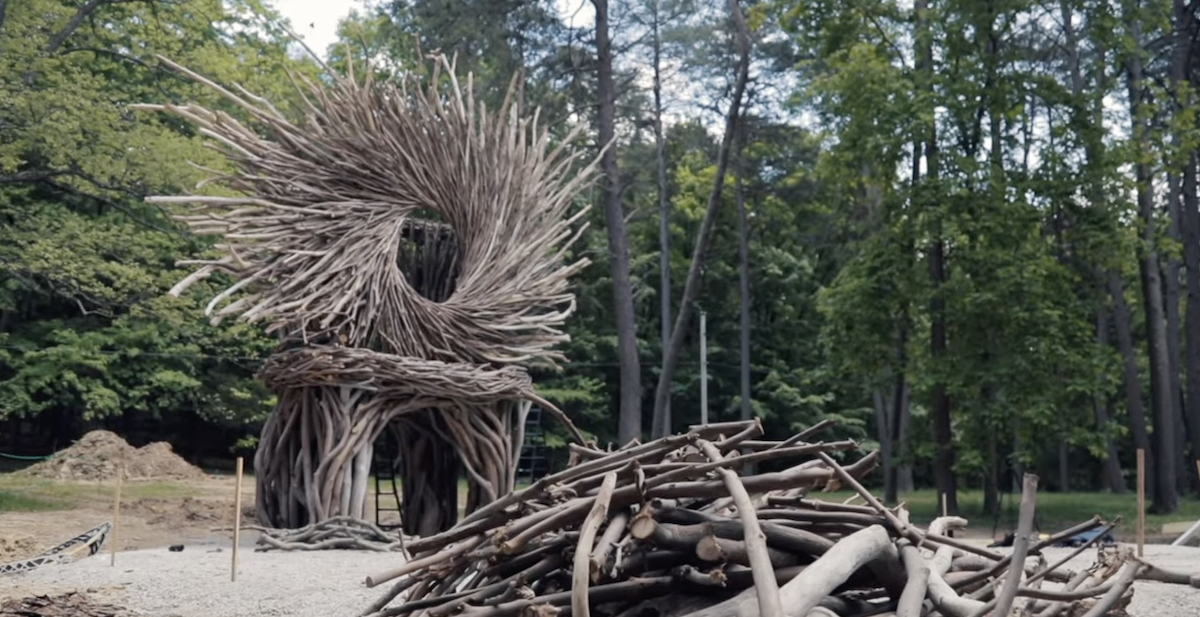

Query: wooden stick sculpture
[[356, 420, 1200, 617], [135, 55, 599, 534]]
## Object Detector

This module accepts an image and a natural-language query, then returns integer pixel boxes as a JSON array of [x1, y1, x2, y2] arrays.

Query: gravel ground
[[5, 540, 1200, 617], [3, 539, 405, 617], [978, 542, 1200, 617]]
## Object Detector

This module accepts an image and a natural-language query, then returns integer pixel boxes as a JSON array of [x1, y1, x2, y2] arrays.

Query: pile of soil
[[127, 496, 254, 527], [20, 431, 205, 482], [0, 535, 41, 563]]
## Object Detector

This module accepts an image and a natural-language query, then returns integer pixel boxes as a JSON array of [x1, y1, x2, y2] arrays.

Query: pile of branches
[[241, 516, 408, 553], [358, 419, 1200, 617]]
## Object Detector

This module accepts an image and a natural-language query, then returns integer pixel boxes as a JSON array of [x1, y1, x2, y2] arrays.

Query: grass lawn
[[819, 488, 1200, 538], [0, 474, 195, 512]]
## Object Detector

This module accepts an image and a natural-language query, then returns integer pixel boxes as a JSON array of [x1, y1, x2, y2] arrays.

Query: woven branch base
[[253, 382, 529, 533]]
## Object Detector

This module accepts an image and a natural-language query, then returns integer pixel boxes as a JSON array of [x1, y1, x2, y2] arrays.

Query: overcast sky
[[266, 0, 594, 61]]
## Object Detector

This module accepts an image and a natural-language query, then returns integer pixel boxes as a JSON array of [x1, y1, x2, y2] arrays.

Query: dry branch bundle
[[358, 420, 1200, 617]]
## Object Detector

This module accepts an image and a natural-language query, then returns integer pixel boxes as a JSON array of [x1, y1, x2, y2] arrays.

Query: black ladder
[[516, 406, 548, 486], [374, 431, 403, 531]]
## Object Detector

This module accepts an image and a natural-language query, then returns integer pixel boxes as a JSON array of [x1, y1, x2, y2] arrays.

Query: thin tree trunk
[[736, 137, 752, 423], [1095, 307, 1128, 493], [886, 326, 913, 503], [593, 0, 643, 445], [652, 0, 751, 437], [1111, 274, 1155, 471], [1172, 0, 1200, 485], [874, 388, 893, 498], [1184, 151, 1200, 467], [915, 0, 956, 515], [1127, 14, 1179, 512], [1166, 155, 1187, 492], [651, 0, 673, 432]]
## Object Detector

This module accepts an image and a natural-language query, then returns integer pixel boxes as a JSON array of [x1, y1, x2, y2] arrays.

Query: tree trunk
[[983, 429, 999, 515], [1126, 19, 1179, 512], [651, 0, 673, 432], [1172, 0, 1200, 486], [885, 328, 913, 503], [1110, 274, 1154, 471], [736, 139, 752, 423], [593, 0, 643, 445], [651, 0, 751, 437], [874, 388, 893, 497], [1095, 307, 1128, 493], [1184, 151, 1200, 467], [1166, 159, 1188, 493], [915, 0, 956, 516]]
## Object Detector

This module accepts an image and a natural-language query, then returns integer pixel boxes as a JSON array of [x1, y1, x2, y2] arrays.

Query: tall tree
[[1124, 0, 1178, 512], [652, 0, 751, 438], [593, 0, 643, 445]]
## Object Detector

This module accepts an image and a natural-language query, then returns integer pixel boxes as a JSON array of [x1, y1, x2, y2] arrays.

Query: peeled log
[[682, 525, 893, 617]]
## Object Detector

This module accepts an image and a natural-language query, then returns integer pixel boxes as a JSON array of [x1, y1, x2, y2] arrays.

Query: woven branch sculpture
[[136, 55, 599, 534]]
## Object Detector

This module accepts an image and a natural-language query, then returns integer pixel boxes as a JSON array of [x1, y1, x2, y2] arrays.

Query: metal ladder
[[373, 430, 403, 531], [516, 406, 548, 486]]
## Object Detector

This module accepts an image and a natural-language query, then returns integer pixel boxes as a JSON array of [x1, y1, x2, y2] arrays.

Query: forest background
[[1, 0, 1199, 517]]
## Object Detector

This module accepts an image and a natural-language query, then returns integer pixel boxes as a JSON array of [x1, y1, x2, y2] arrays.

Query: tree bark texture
[[1095, 308, 1128, 493], [1127, 19, 1179, 511], [652, 0, 673, 437], [1172, 0, 1200, 476], [593, 0, 643, 445], [915, 0, 956, 515], [736, 142, 752, 423]]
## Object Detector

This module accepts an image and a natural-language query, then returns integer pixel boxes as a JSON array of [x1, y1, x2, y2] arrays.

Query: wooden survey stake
[[232, 456, 244, 582], [110, 464, 124, 567], [1136, 448, 1145, 558]]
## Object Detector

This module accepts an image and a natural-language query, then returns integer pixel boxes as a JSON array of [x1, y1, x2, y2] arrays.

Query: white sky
[[266, 0, 365, 59], [265, 0, 594, 61]]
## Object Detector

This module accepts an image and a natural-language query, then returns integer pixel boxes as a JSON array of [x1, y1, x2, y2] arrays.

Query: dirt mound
[[127, 496, 253, 527], [0, 535, 42, 563], [20, 431, 205, 482]]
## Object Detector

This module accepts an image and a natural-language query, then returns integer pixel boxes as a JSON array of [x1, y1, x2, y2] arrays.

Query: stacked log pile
[[359, 420, 1199, 617]]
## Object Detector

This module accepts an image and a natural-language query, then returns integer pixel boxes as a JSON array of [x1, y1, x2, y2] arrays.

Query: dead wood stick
[[1021, 518, 1116, 586], [927, 545, 988, 617], [896, 544, 929, 617], [953, 516, 1106, 591], [815, 452, 1001, 562], [683, 525, 893, 617], [360, 576, 421, 617], [1078, 561, 1142, 617], [631, 518, 833, 557], [1132, 557, 1200, 587], [573, 472, 617, 617], [695, 535, 802, 567], [697, 438, 783, 617], [1034, 565, 1100, 617], [712, 417, 765, 451], [588, 510, 630, 581], [755, 509, 886, 527], [418, 556, 565, 617], [991, 473, 1038, 617], [365, 536, 484, 588], [765, 497, 881, 516], [457, 576, 676, 617]]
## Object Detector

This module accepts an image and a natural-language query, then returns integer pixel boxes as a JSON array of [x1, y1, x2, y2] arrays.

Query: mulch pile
[[0, 592, 128, 617], [19, 431, 205, 482]]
